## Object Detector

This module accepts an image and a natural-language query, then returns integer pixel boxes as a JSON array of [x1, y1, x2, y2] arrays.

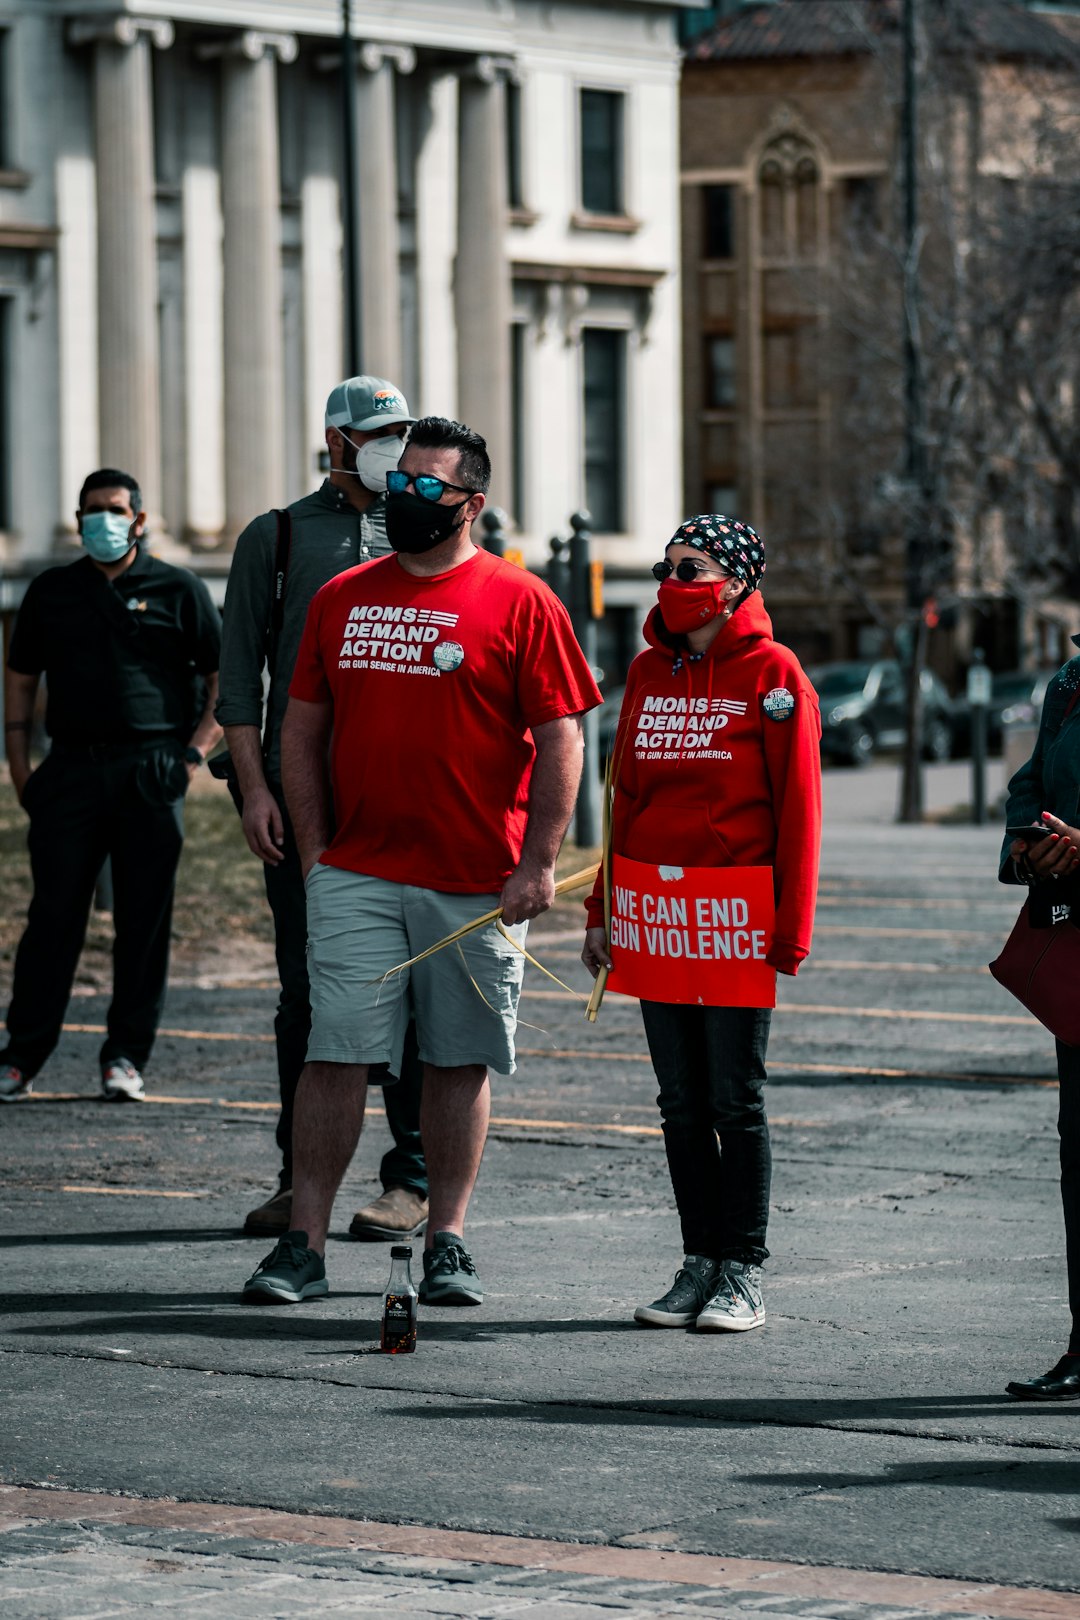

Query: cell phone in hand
[[1006, 823, 1053, 845]]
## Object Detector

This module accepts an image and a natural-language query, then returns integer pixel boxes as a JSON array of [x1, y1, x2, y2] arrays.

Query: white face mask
[[338, 430, 404, 493]]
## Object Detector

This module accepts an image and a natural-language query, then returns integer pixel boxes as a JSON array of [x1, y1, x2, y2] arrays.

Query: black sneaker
[[419, 1230, 482, 1306], [241, 1231, 328, 1304], [634, 1255, 722, 1327]]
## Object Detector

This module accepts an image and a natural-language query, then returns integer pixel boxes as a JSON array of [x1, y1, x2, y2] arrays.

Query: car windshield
[[811, 663, 874, 697]]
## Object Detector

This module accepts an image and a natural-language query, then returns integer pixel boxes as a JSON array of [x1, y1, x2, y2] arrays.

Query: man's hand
[[581, 927, 612, 979], [500, 860, 556, 926], [1011, 813, 1080, 880], [242, 783, 286, 865]]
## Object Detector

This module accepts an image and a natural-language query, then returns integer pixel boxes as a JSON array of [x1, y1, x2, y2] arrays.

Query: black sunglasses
[[652, 558, 717, 583], [387, 469, 480, 505]]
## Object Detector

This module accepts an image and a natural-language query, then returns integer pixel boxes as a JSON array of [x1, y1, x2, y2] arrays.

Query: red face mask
[[657, 577, 728, 635]]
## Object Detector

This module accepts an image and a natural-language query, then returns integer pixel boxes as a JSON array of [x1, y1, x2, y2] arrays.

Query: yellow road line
[[518, 1049, 1054, 1086], [814, 924, 989, 939], [61, 1185, 206, 1198], [783, 1002, 1031, 1027], [63, 1023, 276, 1044], [816, 895, 1013, 912]]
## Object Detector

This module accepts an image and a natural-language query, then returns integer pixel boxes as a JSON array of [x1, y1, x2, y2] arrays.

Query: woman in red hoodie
[[583, 515, 821, 1333]]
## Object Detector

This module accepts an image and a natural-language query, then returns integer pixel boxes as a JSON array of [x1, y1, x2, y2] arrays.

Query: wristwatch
[[183, 746, 205, 767]]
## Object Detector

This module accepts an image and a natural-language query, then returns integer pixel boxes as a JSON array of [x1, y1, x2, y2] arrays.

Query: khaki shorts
[[304, 865, 528, 1075]]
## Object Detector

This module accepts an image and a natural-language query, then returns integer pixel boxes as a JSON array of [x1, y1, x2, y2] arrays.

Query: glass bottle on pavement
[[380, 1243, 418, 1354]]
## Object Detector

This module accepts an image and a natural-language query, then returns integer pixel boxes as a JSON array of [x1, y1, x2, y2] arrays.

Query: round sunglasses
[[652, 557, 725, 583], [387, 469, 480, 505]]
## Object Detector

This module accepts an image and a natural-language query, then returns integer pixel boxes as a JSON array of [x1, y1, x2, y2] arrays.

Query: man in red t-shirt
[[242, 416, 601, 1308]]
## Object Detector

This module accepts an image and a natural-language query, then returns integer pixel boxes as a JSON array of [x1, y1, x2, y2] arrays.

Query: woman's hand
[[1012, 813, 1080, 881], [582, 927, 613, 979]]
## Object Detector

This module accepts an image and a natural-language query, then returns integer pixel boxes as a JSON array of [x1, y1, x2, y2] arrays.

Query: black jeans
[[2, 744, 186, 1076], [262, 783, 427, 1196], [640, 1000, 773, 1265], [1054, 1040, 1080, 1352]]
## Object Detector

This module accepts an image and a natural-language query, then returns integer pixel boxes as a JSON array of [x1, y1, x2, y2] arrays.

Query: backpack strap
[[262, 508, 293, 755]]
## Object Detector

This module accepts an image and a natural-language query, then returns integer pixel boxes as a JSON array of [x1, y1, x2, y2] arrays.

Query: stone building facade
[[0, 0, 692, 660]]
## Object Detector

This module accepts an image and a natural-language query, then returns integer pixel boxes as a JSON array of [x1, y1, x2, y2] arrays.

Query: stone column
[[354, 43, 415, 381], [68, 15, 173, 530], [216, 30, 297, 544], [456, 57, 514, 504]]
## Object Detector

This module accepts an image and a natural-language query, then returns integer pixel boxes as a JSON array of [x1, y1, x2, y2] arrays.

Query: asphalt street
[[2, 759, 1078, 1617]]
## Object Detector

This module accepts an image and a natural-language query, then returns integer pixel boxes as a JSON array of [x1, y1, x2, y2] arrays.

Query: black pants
[[1054, 1040, 1080, 1352], [640, 1000, 773, 1266], [262, 783, 426, 1196], [2, 744, 187, 1077]]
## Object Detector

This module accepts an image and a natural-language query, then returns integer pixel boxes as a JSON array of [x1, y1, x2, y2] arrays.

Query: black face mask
[[385, 490, 470, 555]]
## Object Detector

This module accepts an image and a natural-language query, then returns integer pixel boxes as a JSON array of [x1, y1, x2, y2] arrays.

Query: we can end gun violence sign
[[606, 856, 776, 1008]]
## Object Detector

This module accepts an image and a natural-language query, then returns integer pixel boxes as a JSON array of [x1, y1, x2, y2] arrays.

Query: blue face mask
[[81, 510, 136, 562]]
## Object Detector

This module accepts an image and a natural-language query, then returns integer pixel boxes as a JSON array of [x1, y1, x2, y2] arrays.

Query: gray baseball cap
[[324, 375, 415, 432]]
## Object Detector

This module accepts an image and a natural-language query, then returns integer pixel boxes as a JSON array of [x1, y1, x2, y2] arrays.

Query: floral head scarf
[[668, 514, 766, 593]]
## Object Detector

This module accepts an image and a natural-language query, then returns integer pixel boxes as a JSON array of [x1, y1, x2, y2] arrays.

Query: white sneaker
[[101, 1058, 145, 1102], [696, 1260, 766, 1333], [0, 1063, 32, 1102]]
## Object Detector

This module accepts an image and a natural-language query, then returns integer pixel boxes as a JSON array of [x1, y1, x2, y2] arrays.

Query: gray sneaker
[[634, 1255, 722, 1327], [242, 1231, 328, 1304], [419, 1231, 482, 1306], [0, 1063, 31, 1102], [696, 1260, 765, 1332]]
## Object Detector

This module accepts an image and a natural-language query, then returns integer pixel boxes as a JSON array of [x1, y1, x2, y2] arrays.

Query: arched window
[[756, 135, 820, 261]]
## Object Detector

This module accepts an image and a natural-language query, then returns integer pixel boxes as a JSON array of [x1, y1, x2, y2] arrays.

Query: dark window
[[703, 185, 734, 260], [580, 89, 623, 216], [510, 322, 526, 526], [763, 323, 816, 411], [583, 328, 626, 533], [844, 176, 879, 241], [0, 30, 10, 170], [506, 80, 524, 210], [707, 483, 738, 516], [0, 296, 11, 528], [705, 335, 736, 409]]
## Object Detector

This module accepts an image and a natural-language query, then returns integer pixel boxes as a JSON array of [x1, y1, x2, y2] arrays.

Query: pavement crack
[[3, 1345, 1077, 1456]]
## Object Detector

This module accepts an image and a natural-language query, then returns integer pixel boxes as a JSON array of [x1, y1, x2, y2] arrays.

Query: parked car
[[808, 660, 957, 766], [952, 668, 1057, 756]]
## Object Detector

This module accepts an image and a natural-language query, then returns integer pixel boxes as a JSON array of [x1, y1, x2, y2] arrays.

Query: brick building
[[681, 1, 1080, 676]]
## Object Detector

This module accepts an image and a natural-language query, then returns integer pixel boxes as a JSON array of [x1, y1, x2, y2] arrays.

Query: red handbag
[[989, 899, 1080, 1046]]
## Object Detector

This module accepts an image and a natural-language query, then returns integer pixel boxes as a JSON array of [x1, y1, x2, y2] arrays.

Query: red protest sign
[[606, 856, 776, 1008]]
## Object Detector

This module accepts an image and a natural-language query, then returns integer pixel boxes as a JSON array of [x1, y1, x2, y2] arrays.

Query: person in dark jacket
[[583, 515, 821, 1334], [0, 467, 221, 1102], [999, 650, 1080, 1400]]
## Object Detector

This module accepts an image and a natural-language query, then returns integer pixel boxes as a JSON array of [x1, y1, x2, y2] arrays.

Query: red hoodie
[[587, 594, 822, 976]]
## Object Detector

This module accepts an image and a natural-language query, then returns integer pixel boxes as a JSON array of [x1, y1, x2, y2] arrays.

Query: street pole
[[898, 0, 927, 824], [967, 649, 990, 827], [341, 0, 362, 375], [569, 510, 601, 848]]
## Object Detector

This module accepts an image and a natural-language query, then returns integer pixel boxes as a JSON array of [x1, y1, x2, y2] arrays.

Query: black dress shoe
[[1006, 1354, 1080, 1401]]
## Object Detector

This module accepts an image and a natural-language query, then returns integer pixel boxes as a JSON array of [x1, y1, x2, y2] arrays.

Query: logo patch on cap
[[433, 640, 465, 672], [372, 389, 405, 413], [763, 687, 795, 722]]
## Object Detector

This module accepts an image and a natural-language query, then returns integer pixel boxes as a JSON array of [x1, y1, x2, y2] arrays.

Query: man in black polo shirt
[[0, 467, 222, 1102]]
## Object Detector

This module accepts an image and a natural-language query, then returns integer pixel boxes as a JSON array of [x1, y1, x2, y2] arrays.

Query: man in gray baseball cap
[[216, 375, 428, 1244]]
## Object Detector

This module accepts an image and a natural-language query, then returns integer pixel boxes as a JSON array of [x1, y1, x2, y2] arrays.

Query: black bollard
[[481, 506, 507, 558], [569, 511, 601, 848]]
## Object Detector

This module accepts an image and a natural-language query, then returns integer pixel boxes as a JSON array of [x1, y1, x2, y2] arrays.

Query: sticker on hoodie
[[763, 687, 795, 722]]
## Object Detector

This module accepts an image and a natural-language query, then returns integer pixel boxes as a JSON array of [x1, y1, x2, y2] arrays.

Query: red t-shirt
[[289, 547, 602, 892]]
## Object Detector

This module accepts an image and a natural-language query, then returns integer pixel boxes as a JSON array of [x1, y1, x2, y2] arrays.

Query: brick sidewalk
[[1, 1488, 1074, 1620]]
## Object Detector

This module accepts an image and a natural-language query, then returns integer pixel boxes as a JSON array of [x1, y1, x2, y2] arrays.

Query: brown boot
[[243, 1186, 292, 1236], [349, 1185, 429, 1241]]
